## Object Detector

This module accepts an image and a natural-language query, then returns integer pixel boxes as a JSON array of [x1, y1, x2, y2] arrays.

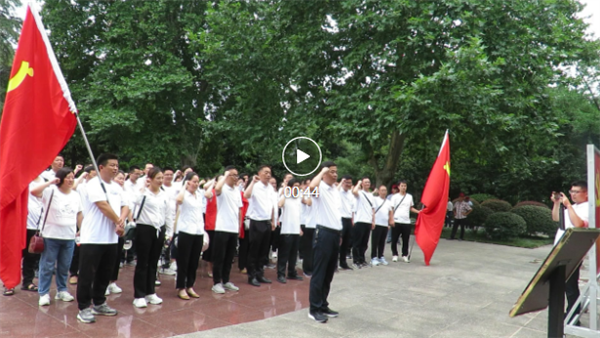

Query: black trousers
[[445, 211, 453, 227], [202, 230, 215, 262], [176, 232, 203, 289], [212, 231, 237, 285], [391, 223, 411, 257], [566, 264, 582, 318], [451, 218, 467, 240], [352, 222, 371, 264], [277, 234, 300, 278], [300, 225, 314, 275], [340, 218, 352, 267], [247, 220, 272, 280], [22, 229, 40, 287], [69, 241, 79, 276], [271, 225, 281, 252], [110, 237, 124, 281], [133, 224, 165, 298], [371, 226, 388, 259], [238, 234, 249, 271], [309, 225, 340, 313], [77, 243, 118, 310]]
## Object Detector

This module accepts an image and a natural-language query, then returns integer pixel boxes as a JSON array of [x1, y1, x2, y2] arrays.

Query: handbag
[[28, 189, 54, 254]]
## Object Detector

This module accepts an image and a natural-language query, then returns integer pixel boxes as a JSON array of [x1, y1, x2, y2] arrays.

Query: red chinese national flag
[[415, 131, 450, 266], [0, 6, 77, 289]]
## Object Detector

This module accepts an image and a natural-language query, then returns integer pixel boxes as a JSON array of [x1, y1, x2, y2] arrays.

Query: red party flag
[[415, 130, 450, 265], [0, 5, 77, 289]]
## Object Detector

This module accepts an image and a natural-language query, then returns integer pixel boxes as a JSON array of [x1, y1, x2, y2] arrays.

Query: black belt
[[316, 225, 342, 235]]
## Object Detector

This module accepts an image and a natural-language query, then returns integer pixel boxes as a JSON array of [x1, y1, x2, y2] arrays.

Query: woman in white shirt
[[132, 167, 173, 308], [174, 172, 205, 300], [32, 168, 82, 306]]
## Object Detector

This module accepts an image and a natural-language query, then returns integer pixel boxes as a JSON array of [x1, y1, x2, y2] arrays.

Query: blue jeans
[[38, 238, 75, 296]]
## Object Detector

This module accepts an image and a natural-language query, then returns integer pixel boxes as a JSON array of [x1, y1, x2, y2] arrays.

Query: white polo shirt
[[80, 177, 127, 244], [246, 181, 277, 221], [133, 188, 172, 231], [554, 202, 589, 245], [177, 190, 205, 236], [354, 190, 375, 224], [27, 180, 44, 230], [280, 196, 302, 235], [313, 181, 343, 231], [215, 184, 242, 233], [339, 189, 355, 219], [391, 193, 414, 224], [374, 196, 392, 227], [40, 169, 56, 182], [304, 202, 317, 229]]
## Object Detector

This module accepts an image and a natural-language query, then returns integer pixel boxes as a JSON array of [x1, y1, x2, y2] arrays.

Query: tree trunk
[[369, 130, 406, 189]]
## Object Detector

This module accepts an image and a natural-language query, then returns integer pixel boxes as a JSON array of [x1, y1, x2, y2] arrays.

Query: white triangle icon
[[297, 149, 310, 164]]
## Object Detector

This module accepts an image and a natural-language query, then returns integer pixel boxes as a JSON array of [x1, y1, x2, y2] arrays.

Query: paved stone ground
[[177, 238, 556, 338]]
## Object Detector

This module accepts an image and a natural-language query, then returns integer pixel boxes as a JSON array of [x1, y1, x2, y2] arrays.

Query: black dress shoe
[[308, 311, 328, 323], [288, 275, 304, 281], [248, 278, 261, 287], [321, 307, 339, 318], [340, 265, 353, 270], [257, 276, 272, 284], [277, 276, 287, 284]]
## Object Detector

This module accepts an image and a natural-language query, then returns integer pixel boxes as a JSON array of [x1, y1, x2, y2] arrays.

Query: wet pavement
[[0, 260, 308, 337]]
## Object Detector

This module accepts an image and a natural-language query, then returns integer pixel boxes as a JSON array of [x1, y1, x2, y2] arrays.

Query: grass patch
[[437, 227, 554, 248]]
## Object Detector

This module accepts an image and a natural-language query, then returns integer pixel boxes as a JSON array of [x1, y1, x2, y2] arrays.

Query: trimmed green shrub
[[483, 212, 527, 240], [481, 199, 512, 212], [511, 206, 557, 236], [468, 204, 494, 228], [514, 201, 551, 209], [470, 194, 498, 203]]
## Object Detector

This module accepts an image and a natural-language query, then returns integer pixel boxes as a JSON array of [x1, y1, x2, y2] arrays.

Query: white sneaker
[[159, 267, 176, 276], [272, 250, 278, 259], [55, 291, 75, 302], [212, 283, 225, 294], [371, 258, 380, 266], [379, 257, 389, 266], [145, 294, 163, 305], [402, 256, 410, 263], [133, 298, 147, 308], [108, 283, 122, 294], [105, 288, 110, 296], [223, 282, 239, 291], [392, 255, 399, 262], [39, 294, 50, 306], [169, 261, 177, 271]]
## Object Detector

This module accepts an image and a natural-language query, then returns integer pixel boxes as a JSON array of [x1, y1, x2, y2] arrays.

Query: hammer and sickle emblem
[[8, 61, 34, 92]]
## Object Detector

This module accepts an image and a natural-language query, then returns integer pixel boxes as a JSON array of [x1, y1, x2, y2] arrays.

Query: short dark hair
[[181, 165, 191, 172], [56, 167, 74, 187], [147, 167, 163, 179], [128, 165, 140, 173], [398, 180, 407, 185], [84, 165, 95, 174], [96, 154, 118, 167], [288, 178, 299, 187], [55, 154, 64, 159], [257, 165, 271, 173], [361, 176, 370, 181], [163, 166, 174, 173], [571, 180, 588, 191], [224, 165, 237, 172], [283, 173, 293, 179], [184, 171, 199, 183], [239, 173, 248, 179], [321, 161, 336, 169], [342, 175, 352, 181]]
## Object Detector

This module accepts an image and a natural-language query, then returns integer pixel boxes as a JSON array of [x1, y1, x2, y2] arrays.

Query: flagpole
[[74, 113, 101, 182]]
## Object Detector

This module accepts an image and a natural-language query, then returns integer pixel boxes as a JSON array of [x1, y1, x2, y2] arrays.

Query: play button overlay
[[297, 149, 310, 164], [282, 137, 322, 177]]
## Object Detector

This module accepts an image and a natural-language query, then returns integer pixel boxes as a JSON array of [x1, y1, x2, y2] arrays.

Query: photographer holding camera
[[551, 180, 589, 324]]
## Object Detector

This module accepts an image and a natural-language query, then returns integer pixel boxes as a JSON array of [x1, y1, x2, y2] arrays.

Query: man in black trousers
[[308, 161, 342, 323], [244, 165, 277, 286], [337, 175, 354, 270]]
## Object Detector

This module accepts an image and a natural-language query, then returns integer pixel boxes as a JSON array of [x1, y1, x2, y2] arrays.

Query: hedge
[[511, 205, 557, 236], [468, 204, 494, 228], [514, 201, 551, 209], [483, 212, 526, 240], [469, 194, 498, 203], [481, 199, 512, 212]]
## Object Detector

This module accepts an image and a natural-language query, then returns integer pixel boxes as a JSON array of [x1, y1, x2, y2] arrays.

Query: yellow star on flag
[[444, 162, 451, 177]]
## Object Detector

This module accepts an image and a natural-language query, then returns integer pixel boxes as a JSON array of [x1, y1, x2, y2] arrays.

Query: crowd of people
[[5, 154, 423, 324]]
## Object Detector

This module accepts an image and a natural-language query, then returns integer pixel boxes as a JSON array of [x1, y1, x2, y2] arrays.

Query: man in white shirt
[[451, 193, 471, 240], [210, 166, 242, 294], [445, 198, 454, 227], [124, 166, 141, 195], [244, 165, 277, 286], [276, 178, 304, 283], [551, 181, 589, 324], [390, 181, 420, 263], [308, 161, 343, 323], [338, 175, 354, 270], [76, 154, 129, 324], [351, 177, 375, 268], [40, 154, 65, 181], [300, 178, 315, 276]]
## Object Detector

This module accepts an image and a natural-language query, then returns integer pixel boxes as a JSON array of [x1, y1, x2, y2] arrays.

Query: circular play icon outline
[[282, 137, 322, 177]]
